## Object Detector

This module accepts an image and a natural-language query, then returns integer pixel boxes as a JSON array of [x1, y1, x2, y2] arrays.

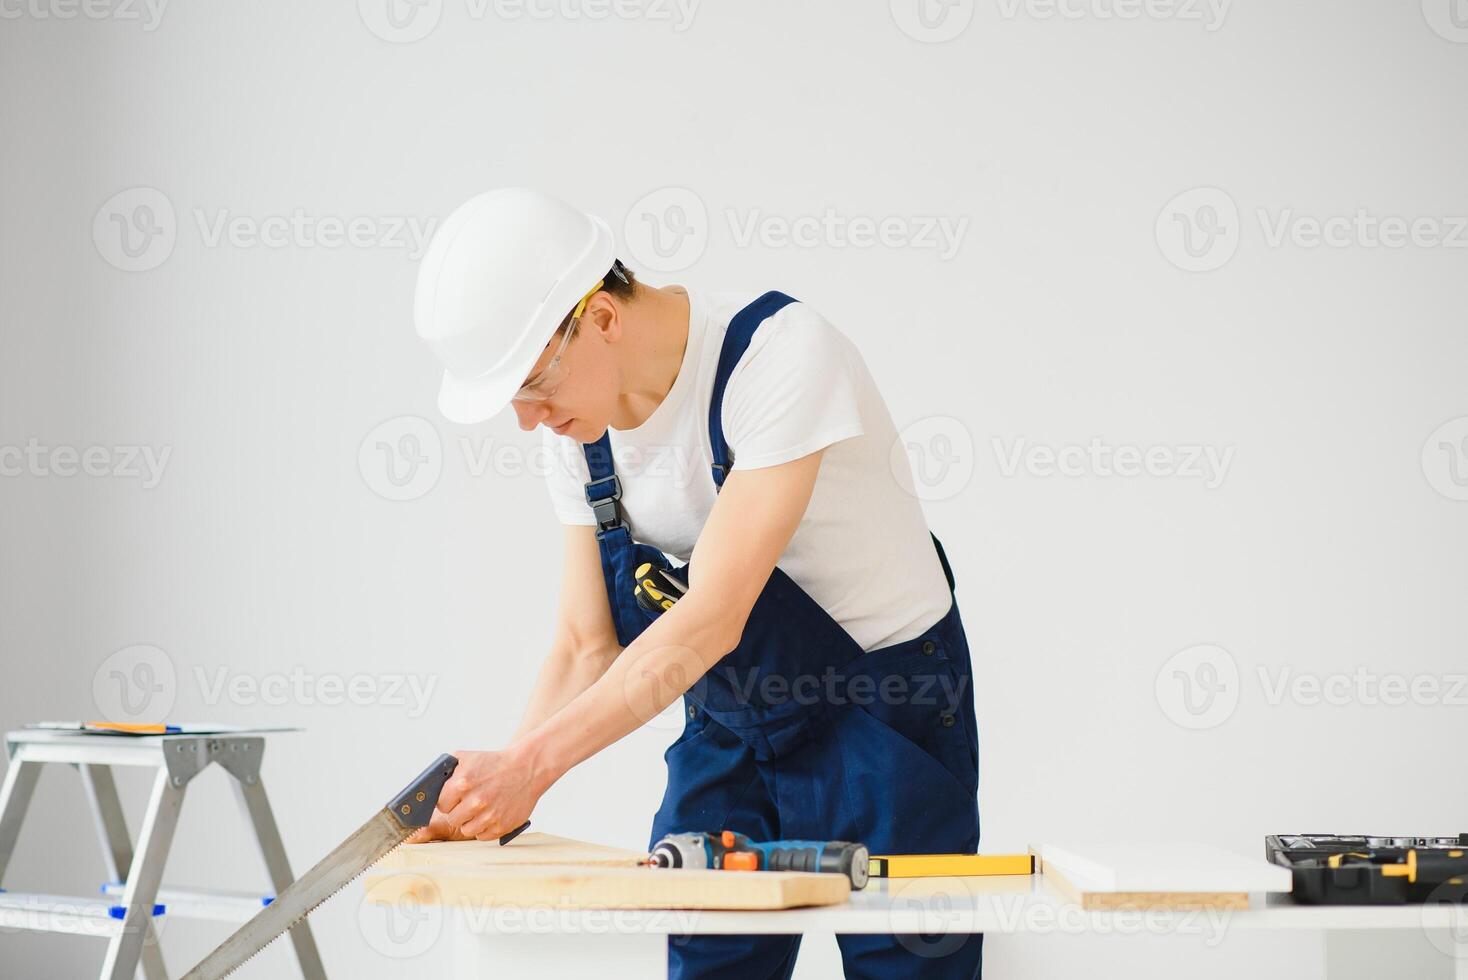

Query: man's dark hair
[[600, 259, 637, 300], [557, 259, 636, 332]]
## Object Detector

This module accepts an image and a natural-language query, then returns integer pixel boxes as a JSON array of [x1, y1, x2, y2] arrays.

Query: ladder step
[[0, 892, 164, 937], [100, 882, 275, 923]]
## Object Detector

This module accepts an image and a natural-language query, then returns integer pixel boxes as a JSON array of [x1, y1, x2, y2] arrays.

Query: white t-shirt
[[541, 287, 953, 652]]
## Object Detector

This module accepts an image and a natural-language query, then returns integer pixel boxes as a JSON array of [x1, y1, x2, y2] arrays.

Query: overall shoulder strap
[[707, 291, 799, 489], [581, 432, 625, 535]]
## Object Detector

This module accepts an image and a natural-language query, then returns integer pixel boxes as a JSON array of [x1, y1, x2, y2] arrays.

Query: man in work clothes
[[412, 187, 982, 979]]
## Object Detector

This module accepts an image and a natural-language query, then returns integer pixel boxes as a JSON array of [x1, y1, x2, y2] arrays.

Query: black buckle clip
[[584, 475, 625, 532]]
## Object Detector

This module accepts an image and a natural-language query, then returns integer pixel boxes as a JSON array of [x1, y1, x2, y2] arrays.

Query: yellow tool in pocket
[[634, 562, 689, 615]]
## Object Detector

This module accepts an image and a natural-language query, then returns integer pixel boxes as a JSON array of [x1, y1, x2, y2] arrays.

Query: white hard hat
[[414, 188, 615, 424]]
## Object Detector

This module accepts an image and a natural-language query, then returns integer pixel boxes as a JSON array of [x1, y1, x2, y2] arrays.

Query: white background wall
[[2, 1, 1465, 977]]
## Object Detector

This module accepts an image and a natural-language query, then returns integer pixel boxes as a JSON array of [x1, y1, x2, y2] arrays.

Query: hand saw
[[180, 753, 459, 979]]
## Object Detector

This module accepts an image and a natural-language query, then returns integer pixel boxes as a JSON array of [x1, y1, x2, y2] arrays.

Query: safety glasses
[[512, 278, 604, 403]]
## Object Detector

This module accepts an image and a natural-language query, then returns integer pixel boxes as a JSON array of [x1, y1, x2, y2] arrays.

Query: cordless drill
[[648, 830, 870, 889]]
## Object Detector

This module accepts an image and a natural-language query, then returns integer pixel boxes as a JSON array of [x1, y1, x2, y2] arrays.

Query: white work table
[[367, 869, 1468, 980]]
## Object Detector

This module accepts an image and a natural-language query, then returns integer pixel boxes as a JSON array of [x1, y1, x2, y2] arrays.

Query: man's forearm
[[513, 644, 621, 741], [509, 591, 736, 790]]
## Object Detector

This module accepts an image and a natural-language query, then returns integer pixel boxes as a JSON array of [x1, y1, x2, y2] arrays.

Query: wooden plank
[[364, 864, 851, 911], [380, 833, 647, 872], [1034, 842, 1289, 911], [1044, 863, 1248, 910], [1035, 842, 1292, 893]]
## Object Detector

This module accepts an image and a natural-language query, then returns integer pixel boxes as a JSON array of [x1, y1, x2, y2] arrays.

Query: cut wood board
[[379, 832, 647, 871], [365, 863, 850, 911], [367, 833, 851, 911], [1034, 843, 1293, 911]]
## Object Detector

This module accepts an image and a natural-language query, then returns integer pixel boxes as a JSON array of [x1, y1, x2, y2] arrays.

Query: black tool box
[[1266, 835, 1468, 905]]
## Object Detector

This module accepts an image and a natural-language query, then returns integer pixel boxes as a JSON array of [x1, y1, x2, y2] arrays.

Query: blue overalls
[[581, 292, 983, 980]]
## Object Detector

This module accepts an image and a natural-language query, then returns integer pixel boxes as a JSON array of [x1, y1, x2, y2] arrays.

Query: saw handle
[[388, 753, 459, 828]]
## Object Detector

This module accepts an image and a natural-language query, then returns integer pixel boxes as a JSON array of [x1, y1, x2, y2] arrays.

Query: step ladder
[[0, 728, 326, 979]]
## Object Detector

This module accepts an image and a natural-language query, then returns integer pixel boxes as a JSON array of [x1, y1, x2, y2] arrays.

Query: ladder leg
[[231, 776, 327, 980], [0, 756, 43, 886], [78, 764, 169, 980], [99, 767, 185, 980]]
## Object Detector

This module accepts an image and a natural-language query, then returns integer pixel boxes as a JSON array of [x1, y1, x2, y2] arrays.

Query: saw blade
[[180, 753, 458, 980]]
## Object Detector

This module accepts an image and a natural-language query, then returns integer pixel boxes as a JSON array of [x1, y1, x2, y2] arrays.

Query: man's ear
[[584, 293, 622, 343]]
